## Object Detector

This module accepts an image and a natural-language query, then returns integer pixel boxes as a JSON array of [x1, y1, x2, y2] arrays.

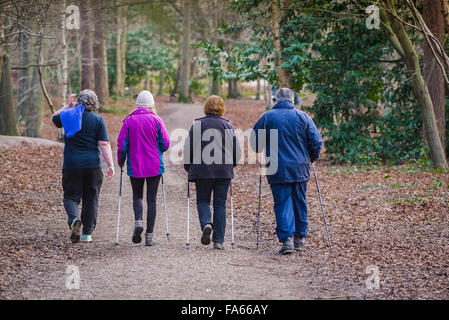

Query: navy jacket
[[252, 101, 322, 184], [183, 115, 241, 182], [53, 111, 109, 170]]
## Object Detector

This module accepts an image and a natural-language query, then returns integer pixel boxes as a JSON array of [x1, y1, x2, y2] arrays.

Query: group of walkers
[[52, 87, 322, 255]]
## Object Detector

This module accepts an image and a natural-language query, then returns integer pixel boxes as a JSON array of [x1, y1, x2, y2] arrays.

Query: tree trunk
[[93, 0, 109, 107], [170, 63, 180, 100], [255, 78, 261, 100], [210, 73, 221, 95], [384, 4, 447, 168], [178, 0, 191, 103], [190, 47, 197, 79], [272, 0, 289, 87], [121, 5, 128, 94], [228, 79, 242, 99], [116, 2, 127, 97], [61, 0, 68, 106], [17, 31, 31, 124], [424, 0, 446, 153], [24, 33, 43, 138], [80, 0, 95, 90], [0, 20, 3, 83], [0, 47, 18, 136], [157, 69, 164, 96], [264, 80, 272, 109]]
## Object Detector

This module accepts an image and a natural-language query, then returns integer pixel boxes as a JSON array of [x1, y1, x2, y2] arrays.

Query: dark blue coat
[[252, 101, 322, 184]]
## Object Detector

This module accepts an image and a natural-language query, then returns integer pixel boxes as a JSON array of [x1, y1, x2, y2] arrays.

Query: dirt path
[[11, 103, 366, 300]]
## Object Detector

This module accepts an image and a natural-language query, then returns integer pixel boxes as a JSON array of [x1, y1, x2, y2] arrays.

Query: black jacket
[[183, 115, 241, 182]]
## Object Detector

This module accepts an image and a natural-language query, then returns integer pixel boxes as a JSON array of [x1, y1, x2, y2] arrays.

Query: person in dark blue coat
[[252, 88, 322, 254]]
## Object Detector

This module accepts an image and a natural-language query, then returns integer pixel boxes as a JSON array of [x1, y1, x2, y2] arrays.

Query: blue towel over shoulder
[[60, 104, 85, 138]]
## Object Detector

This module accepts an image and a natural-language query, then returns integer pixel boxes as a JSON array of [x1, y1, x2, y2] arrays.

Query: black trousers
[[130, 175, 161, 233], [62, 168, 103, 235]]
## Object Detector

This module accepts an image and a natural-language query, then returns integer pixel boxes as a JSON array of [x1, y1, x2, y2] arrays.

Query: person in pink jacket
[[117, 90, 170, 246]]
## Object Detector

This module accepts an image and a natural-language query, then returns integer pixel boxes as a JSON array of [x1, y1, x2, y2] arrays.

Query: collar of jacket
[[196, 114, 229, 122], [129, 107, 155, 116], [273, 101, 295, 109]]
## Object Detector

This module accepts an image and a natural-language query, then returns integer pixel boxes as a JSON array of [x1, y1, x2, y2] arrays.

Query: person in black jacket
[[183, 96, 241, 250]]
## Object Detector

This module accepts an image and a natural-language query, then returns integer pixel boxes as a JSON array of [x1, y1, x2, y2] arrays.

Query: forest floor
[[0, 97, 448, 300]]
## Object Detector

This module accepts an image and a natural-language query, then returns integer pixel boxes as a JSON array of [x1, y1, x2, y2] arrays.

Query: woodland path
[[10, 103, 365, 300]]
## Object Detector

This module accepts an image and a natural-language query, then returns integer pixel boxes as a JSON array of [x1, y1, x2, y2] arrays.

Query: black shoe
[[201, 224, 213, 245], [279, 237, 293, 255], [70, 219, 81, 243], [132, 220, 144, 244]]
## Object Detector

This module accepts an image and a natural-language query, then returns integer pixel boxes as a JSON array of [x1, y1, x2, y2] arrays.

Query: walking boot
[[70, 218, 81, 243], [145, 233, 155, 246], [279, 237, 293, 255], [81, 234, 92, 243], [294, 236, 306, 250], [201, 224, 213, 245], [132, 220, 144, 244]]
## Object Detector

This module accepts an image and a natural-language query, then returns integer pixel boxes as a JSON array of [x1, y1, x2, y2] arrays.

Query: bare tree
[[381, 0, 448, 168], [61, 0, 68, 106], [178, 0, 192, 102], [80, 0, 95, 90], [272, 0, 289, 88], [93, 0, 109, 106], [116, 1, 128, 97], [423, 0, 446, 153], [0, 40, 18, 136]]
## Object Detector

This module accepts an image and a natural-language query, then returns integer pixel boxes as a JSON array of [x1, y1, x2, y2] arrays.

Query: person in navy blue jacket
[[252, 88, 322, 254]]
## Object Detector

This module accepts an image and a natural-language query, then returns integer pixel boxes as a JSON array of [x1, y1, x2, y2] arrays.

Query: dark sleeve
[[52, 115, 63, 128], [97, 117, 109, 142]]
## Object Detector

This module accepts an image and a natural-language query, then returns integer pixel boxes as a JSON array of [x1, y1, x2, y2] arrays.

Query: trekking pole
[[115, 167, 123, 247], [311, 162, 332, 250], [230, 182, 235, 249], [186, 181, 190, 249], [161, 175, 169, 240], [256, 158, 262, 250]]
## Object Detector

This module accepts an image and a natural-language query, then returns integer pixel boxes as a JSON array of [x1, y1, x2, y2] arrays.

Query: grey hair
[[77, 89, 99, 112], [275, 88, 294, 104]]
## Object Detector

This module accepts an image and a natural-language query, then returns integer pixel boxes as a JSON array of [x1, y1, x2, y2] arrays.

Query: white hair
[[275, 88, 294, 104]]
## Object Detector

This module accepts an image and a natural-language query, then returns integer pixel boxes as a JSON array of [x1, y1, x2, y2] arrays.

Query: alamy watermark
[[365, 4, 380, 30], [365, 265, 380, 290], [66, 5, 80, 30], [65, 264, 80, 290], [170, 123, 279, 175]]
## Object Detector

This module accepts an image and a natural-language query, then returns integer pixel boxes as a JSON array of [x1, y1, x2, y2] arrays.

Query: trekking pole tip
[[166, 233, 170, 240], [186, 243, 190, 249]]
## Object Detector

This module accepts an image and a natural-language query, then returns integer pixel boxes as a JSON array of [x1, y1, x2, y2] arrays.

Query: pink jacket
[[117, 108, 170, 178]]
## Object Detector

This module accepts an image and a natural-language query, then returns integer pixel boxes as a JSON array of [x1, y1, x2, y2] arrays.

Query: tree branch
[[37, 27, 54, 114]]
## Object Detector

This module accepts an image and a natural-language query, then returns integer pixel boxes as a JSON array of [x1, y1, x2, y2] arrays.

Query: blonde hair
[[204, 95, 225, 116]]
